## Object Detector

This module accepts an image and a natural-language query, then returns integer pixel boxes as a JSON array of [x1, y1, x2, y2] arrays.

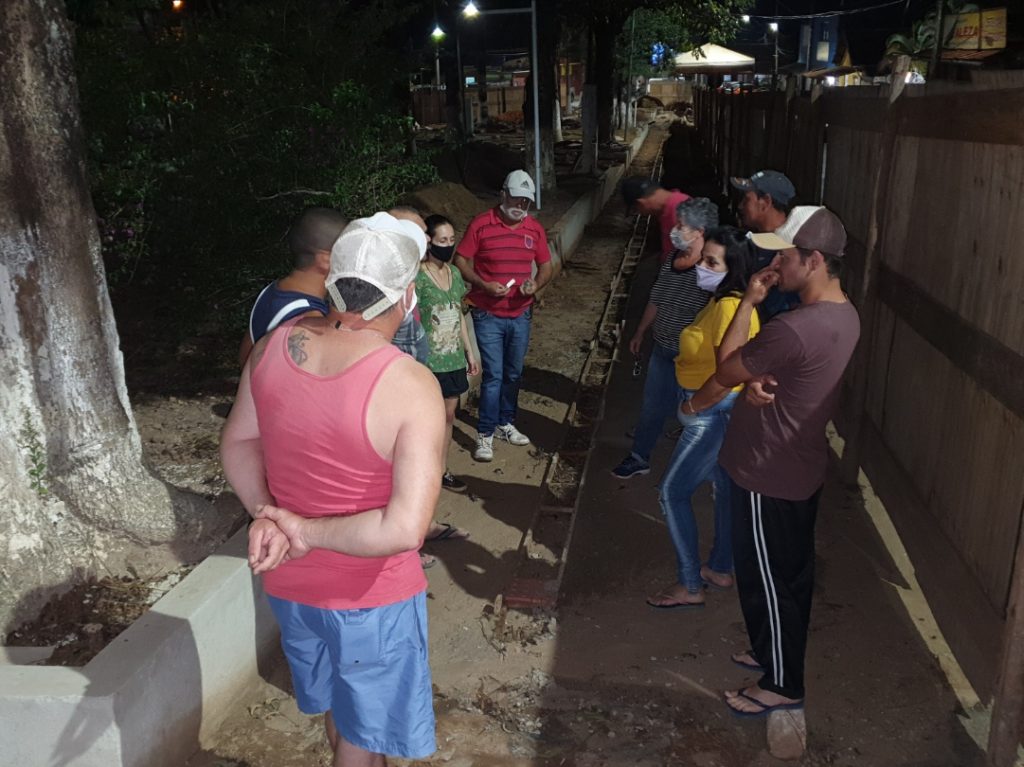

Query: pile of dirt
[[6, 567, 192, 666], [401, 181, 491, 232]]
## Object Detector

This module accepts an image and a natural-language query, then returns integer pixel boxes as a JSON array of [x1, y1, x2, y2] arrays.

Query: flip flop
[[425, 523, 470, 542], [419, 553, 437, 569], [731, 651, 765, 673], [724, 690, 803, 718], [645, 593, 706, 610]]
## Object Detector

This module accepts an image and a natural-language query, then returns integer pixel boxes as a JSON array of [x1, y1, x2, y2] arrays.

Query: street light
[[741, 14, 750, 23], [431, 25, 445, 88], [769, 22, 779, 89], [462, 1, 543, 210]]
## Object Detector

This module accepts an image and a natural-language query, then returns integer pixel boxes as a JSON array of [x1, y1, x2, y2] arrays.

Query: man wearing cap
[[621, 176, 690, 262], [681, 206, 860, 717], [730, 170, 799, 321], [238, 207, 348, 368], [221, 212, 445, 765], [454, 169, 553, 462]]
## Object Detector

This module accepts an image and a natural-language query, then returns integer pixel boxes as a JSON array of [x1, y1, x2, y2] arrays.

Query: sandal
[[425, 522, 470, 541]]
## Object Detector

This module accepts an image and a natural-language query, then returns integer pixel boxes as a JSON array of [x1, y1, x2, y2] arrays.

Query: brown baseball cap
[[749, 205, 846, 256]]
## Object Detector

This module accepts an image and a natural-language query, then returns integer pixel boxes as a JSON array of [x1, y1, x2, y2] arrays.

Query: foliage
[[885, 0, 979, 59], [72, 0, 437, 344], [18, 413, 49, 499]]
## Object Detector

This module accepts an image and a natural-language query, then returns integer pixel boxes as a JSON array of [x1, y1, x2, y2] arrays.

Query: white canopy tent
[[674, 44, 755, 74]]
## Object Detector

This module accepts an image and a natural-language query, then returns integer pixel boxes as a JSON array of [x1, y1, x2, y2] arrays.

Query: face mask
[[501, 205, 529, 222], [430, 244, 455, 262], [670, 229, 696, 251], [695, 264, 727, 292]]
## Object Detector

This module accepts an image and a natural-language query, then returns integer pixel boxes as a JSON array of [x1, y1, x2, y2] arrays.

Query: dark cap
[[621, 176, 658, 211], [749, 206, 846, 257], [730, 170, 796, 207]]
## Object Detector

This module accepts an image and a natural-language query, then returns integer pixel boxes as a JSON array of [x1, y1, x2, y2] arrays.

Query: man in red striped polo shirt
[[455, 170, 554, 462]]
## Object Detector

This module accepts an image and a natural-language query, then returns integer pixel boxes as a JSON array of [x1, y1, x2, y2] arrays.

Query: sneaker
[[474, 433, 494, 462], [441, 470, 467, 492], [495, 423, 531, 446], [611, 454, 650, 479]]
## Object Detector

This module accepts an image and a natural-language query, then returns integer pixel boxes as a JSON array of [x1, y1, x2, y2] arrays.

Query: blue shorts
[[267, 591, 436, 759]]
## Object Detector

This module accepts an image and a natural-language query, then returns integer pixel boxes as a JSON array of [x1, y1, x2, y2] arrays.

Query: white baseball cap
[[325, 213, 424, 320], [503, 169, 536, 202]]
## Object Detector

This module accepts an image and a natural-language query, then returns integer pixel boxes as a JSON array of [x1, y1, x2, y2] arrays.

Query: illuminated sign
[[943, 7, 1006, 50]]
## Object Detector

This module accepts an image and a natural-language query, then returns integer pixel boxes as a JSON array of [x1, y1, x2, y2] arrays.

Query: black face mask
[[430, 244, 455, 262]]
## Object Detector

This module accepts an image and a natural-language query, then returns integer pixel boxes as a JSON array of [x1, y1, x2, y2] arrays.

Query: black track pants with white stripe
[[729, 475, 822, 700]]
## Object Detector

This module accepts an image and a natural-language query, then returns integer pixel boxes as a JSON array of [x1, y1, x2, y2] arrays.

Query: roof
[[674, 44, 755, 73], [803, 65, 863, 78]]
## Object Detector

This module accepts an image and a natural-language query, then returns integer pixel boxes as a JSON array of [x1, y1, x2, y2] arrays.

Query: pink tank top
[[250, 319, 426, 609]]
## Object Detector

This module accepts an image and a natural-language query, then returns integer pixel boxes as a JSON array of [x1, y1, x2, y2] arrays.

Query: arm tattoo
[[287, 330, 309, 365]]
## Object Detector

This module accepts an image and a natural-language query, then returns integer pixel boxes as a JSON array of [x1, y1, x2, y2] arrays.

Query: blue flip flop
[[725, 690, 803, 718]]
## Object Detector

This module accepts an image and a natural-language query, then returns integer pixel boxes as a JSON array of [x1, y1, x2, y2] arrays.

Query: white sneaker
[[495, 423, 530, 446], [474, 433, 494, 462]]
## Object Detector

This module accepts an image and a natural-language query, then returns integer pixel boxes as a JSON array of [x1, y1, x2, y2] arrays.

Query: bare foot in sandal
[[425, 522, 470, 541], [724, 685, 803, 717], [700, 565, 734, 589], [645, 584, 705, 610]]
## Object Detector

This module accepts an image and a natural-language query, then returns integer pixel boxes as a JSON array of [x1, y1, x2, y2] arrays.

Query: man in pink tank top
[[221, 212, 447, 766]]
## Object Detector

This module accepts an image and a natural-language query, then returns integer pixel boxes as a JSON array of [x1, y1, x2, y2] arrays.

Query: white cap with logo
[[325, 212, 425, 320], [503, 169, 536, 202]]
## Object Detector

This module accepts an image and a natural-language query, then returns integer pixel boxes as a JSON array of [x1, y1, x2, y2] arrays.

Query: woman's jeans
[[630, 343, 680, 463], [658, 388, 740, 593]]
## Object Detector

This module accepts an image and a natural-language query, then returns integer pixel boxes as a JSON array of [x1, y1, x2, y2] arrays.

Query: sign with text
[[943, 7, 1006, 50]]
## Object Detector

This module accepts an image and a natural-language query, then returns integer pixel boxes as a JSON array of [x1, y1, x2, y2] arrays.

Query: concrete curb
[[0, 528, 277, 767]]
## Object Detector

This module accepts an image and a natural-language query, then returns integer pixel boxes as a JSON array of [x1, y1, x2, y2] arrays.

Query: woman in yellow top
[[647, 227, 761, 609]]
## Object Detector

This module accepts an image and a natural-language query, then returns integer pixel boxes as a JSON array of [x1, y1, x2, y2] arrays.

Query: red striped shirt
[[457, 207, 552, 317]]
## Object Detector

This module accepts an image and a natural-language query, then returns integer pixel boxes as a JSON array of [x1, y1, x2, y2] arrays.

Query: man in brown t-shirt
[[682, 206, 860, 716]]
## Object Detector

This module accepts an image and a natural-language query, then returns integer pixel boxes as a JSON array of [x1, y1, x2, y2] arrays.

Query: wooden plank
[[988, 508, 1024, 766], [878, 264, 1024, 421], [896, 88, 1024, 146], [852, 418, 1002, 701], [821, 91, 887, 133], [877, 315, 1024, 608], [880, 137, 1024, 356]]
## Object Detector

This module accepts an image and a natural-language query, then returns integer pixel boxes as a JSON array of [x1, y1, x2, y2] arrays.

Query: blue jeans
[[472, 308, 532, 435], [630, 343, 681, 463], [658, 388, 739, 593]]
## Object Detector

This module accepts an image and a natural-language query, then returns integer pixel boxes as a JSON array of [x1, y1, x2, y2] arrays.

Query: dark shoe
[[611, 455, 650, 479], [441, 471, 467, 493]]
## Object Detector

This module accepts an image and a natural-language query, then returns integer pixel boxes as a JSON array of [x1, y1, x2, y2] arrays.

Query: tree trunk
[[579, 28, 598, 175], [523, 0, 559, 194], [0, 0, 219, 634], [593, 18, 618, 144]]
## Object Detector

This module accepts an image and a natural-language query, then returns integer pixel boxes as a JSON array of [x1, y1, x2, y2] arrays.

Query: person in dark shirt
[[730, 170, 799, 321], [239, 207, 347, 367], [683, 206, 860, 718]]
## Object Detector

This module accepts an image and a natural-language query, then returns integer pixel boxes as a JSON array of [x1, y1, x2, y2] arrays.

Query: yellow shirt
[[675, 295, 761, 391]]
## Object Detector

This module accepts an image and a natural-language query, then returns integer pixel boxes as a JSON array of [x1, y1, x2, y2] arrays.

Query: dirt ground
[[133, 121, 980, 765]]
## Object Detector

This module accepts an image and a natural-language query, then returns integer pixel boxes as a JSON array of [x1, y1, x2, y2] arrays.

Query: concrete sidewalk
[[555, 253, 985, 765]]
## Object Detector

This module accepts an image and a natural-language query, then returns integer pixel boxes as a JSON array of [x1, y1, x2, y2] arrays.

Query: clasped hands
[[247, 504, 311, 574]]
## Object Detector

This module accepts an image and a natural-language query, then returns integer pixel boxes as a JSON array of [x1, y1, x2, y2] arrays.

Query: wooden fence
[[695, 76, 1024, 737]]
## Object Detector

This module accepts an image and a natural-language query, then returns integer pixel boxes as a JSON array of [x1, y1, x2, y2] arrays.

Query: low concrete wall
[[0, 529, 277, 767]]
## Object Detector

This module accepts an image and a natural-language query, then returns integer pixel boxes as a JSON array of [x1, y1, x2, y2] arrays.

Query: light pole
[[431, 25, 445, 88], [769, 21, 779, 89], [464, 1, 542, 210]]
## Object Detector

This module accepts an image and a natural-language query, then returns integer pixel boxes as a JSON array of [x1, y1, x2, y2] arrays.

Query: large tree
[[0, 0, 220, 634]]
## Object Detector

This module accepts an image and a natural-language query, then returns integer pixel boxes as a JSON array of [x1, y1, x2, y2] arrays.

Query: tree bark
[[0, 0, 219, 634], [593, 17, 618, 144]]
